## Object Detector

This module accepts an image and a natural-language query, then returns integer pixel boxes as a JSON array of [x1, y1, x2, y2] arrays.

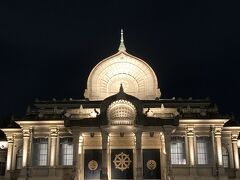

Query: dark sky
[[0, 0, 240, 124]]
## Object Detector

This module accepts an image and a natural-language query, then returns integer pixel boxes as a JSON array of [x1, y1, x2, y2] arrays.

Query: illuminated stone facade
[[1, 31, 240, 180]]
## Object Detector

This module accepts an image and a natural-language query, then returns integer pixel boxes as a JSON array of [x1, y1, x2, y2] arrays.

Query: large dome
[[84, 30, 160, 100]]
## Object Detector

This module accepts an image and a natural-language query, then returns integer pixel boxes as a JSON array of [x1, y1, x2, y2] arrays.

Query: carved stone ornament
[[113, 152, 132, 171], [88, 160, 98, 171], [147, 160, 157, 170]]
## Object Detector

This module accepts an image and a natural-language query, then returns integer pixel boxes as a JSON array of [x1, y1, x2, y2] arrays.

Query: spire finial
[[118, 29, 126, 52], [119, 83, 124, 93]]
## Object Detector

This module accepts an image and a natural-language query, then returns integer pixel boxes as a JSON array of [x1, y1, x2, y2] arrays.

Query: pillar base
[[236, 169, 240, 178], [218, 167, 225, 176], [189, 167, 197, 176], [135, 167, 143, 180], [17, 168, 30, 180], [100, 167, 108, 180], [4, 170, 11, 179]]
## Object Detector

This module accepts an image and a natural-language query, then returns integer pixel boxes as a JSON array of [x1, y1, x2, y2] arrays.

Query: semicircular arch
[[85, 52, 160, 100]]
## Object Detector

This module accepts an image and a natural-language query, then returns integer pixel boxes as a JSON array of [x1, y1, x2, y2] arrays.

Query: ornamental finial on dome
[[118, 29, 126, 52], [119, 83, 124, 93]]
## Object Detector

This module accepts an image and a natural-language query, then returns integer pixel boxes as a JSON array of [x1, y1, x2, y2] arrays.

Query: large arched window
[[16, 147, 23, 169], [222, 146, 229, 168]]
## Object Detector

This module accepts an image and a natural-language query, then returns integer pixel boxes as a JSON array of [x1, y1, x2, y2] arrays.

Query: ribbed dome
[[107, 100, 136, 125], [84, 31, 160, 100]]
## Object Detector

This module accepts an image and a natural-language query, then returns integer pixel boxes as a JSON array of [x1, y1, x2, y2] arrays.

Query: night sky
[[0, 0, 240, 125]]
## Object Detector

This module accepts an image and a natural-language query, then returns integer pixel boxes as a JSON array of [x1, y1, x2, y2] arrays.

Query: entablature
[[179, 119, 229, 127]]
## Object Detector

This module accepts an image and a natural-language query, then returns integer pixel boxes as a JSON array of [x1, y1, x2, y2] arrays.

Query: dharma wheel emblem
[[113, 152, 132, 171], [88, 160, 98, 171], [147, 160, 157, 170]]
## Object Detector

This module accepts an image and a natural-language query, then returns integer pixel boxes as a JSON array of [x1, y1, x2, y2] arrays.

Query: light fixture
[[0, 141, 8, 149], [150, 132, 154, 137]]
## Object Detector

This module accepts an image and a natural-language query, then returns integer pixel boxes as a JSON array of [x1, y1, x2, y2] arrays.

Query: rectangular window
[[32, 138, 48, 166], [59, 137, 73, 165], [171, 136, 186, 165], [222, 146, 229, 168], [15, 147, 23, 170], [196, 136, 211, 165]]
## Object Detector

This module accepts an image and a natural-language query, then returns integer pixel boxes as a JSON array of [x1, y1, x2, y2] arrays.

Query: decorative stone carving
[[50, 127, 58, 137], [113, 152, 132, 171], [147, 160, 157, 170], [88, 160, 98, 171], [22, 129, 30, 137], [107, 100, 136, 125], [144, 107, 178, 118], [65, 106, 100, 119]]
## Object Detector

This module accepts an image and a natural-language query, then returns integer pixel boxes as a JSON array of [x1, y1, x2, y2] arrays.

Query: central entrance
[[111, 149, 133, 179], [82, 131, 163, 180]]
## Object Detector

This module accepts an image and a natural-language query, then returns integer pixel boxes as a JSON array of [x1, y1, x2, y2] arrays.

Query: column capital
[[232, 133, 238, 142], [6, 136, 13, 143], [214, 127, 222, 137], [50, 127, 59, 137], [186, 126, 194, 137], [22, 128, 31, 137]]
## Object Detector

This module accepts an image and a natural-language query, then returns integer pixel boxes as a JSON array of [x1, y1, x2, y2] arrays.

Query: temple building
[[1, 30, 240, 180]]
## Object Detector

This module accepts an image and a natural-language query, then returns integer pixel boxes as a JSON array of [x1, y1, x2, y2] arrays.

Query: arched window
[[16, 147, 23, 169], [222, 146, 229, 168]]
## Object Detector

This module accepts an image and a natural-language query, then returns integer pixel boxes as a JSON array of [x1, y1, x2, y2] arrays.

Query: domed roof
[[99, 84, 144, 126], [107, 99, 136, 125], [84, 30, 160, 100]]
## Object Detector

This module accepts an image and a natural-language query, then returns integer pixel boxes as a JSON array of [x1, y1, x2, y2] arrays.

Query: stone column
[[232, 133, 239, 169], [227, 136, 235, 169], [135, 130, 143, 180], [50, 128, 58, 167], [160, 133, 166, 180], [101, 131, 109, 180], [11, 135, 17, 171], [186, 127, 195, 166], [79, 135, 84, 180], [22, 129, 30, 168], [72, 133, 81, 180], [6, 136, 13, 171], [214, 127, 223, 166], [163, 125, 175, 180]]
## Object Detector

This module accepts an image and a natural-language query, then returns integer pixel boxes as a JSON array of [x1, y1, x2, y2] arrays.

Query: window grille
[[32, 138, 48, 166], [59, 137, 73, 165], [171, 136, 186, 164], [222, 146, 229, 168], [16, 147, 23, 169], [196, 136, 211, 165]]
